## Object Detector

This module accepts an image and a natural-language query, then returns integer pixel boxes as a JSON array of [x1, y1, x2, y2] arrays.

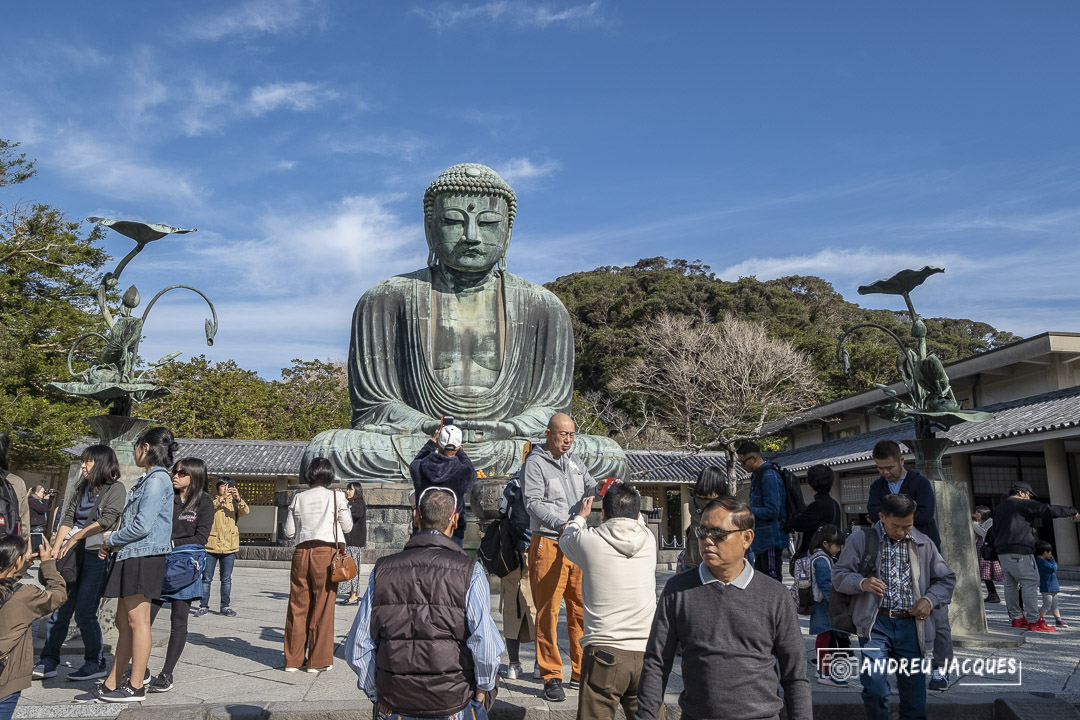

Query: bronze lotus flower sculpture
[[838, 266, 992, 438], [48, 218, 217, 416]]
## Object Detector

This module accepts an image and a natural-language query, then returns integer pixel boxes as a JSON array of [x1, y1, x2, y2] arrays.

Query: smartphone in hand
[[30, 532, 46, 555]]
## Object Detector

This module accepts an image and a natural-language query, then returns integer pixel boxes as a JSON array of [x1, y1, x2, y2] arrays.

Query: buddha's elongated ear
[[425, 217, 439, 268], [499, 226, 513, 272]]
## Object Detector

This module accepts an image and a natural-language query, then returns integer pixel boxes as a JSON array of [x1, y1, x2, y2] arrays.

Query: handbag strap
[[332, 489, 342, 548]]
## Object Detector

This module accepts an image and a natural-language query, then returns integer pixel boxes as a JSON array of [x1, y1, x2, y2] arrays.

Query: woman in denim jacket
[[78, 427, 176, 703]]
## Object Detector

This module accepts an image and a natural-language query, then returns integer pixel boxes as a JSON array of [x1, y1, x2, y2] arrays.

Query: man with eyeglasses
[[864, 439, 950, 690], [345, 485, 503, 720], [522, 412, 598, 703], [832, 493, 955, 720], [636, 496, 811, 720]]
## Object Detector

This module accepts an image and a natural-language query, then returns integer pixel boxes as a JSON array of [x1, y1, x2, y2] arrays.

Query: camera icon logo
[[827, 655, 859, 682]]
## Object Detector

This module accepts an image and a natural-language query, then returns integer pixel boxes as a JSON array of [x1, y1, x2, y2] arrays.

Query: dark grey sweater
[[636, 567, 812, 720]]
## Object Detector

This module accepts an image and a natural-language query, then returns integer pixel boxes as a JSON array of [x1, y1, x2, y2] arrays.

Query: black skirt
[[103, 554, 167, 600]]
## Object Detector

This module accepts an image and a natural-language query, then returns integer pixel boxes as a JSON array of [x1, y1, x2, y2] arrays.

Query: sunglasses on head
[[418, 485, 458, 510]]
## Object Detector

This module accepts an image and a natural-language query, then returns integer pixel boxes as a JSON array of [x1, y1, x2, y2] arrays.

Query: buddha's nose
[[463, 216, 480, 242]]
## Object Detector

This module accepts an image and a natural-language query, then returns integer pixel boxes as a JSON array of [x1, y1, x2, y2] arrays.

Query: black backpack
[[829, 527, 880, 634], [0, 474, 21, 538], [478, 513, 521, 578], [761, 462, 806, 533]]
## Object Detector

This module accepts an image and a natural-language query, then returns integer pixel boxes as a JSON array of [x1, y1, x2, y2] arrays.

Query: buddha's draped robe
[[303, 268, 627, 481]]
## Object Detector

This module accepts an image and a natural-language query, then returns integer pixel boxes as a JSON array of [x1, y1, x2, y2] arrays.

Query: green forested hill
[[544, 257, 1018, 405]]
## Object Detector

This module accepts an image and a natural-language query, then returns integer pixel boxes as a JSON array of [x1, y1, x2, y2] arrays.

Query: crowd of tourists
[[0, 427, 263, 717], [2, 417, 1079, 720], [346, 422, 1080, 720]]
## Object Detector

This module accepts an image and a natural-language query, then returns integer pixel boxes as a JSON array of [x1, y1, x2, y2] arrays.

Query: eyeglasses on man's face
[[694, 525, 747, 543]]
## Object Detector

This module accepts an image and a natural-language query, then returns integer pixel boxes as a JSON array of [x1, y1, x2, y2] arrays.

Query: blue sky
[[3, 1, 1079, 379]]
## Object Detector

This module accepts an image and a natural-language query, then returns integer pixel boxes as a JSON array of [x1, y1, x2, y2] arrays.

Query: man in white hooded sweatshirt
[[560, 483, 658, 720]]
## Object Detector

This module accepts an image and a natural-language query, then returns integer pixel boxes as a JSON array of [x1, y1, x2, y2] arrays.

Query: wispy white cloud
[[56, 45, 109, 70], [176, 76, 235, 136], [189, 193, 424, 296], [327, 131, 428, 160], [50, 130, 204, 204], [413, 1, 609, 31], [249, 81, 340, 114], [717, 247, 963, 284], [276, 160, 298, 171], [122, 47, 169, 126], [494, 157, 561, 184], [186, 0, 326, 41]]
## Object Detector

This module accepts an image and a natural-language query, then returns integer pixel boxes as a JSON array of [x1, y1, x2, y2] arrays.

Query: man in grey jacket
[[523, 412, 598, 703], [832, 494, 955, 720]]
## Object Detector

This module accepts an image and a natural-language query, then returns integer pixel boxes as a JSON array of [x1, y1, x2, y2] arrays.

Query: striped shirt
[[344, 561, 504, 704], [880, 533, 914, 611]]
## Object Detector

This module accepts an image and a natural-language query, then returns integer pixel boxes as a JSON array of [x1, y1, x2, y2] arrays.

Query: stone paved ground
[[13, 564, 1080, 718]]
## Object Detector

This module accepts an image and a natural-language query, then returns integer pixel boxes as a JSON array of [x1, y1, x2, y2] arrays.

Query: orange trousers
[[528, 534, 584, 681], [284, 542, 338, 669]]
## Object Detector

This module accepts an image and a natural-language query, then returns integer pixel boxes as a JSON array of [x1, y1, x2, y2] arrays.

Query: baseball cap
[[1009, 481, 1037, 498], [437, 425, 463, 449]]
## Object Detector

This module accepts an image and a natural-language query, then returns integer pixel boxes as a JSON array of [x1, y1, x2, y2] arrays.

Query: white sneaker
[[501, 662, 522, 679], [306, 665, 332, 673]]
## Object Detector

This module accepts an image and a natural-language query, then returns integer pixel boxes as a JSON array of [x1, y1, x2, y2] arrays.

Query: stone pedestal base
[[933, 475, 989, 637], [908, 437, 989, 639]]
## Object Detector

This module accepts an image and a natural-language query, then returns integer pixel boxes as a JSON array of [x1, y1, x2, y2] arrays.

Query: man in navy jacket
[[865, 439, 950, 690], [737, 441, 787, 582]]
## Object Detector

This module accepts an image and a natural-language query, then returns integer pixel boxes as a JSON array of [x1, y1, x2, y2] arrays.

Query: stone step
[[11, 693, 1076, 720]]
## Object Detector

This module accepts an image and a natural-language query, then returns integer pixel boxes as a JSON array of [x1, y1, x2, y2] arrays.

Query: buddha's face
[[427, 194, 510, 273]]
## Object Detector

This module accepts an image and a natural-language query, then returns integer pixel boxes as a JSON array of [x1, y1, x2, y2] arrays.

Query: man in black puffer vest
[[345, 486, 503, 719]]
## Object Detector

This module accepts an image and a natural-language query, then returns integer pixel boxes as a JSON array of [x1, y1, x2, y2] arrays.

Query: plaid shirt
[[879, 532, 914, 611]]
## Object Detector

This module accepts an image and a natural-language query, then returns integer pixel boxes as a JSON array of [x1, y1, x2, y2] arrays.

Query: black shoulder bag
[[829, 527, 880, 634]]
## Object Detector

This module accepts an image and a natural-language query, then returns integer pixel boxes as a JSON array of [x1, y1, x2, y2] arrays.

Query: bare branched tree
[[613, 312, 818, 493], [573, 390, 675, 451]]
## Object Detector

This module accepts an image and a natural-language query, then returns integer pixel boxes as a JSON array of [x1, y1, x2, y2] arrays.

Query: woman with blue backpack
[[146, 457, 214, 693]]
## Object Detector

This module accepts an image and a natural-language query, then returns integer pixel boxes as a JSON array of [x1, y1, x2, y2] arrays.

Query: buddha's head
[[424, 163, 517, 273]]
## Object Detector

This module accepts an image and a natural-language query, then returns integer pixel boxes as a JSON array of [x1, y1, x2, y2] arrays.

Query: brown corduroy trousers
[[284, 542, 338, 669], [528, 534, 584, 681]]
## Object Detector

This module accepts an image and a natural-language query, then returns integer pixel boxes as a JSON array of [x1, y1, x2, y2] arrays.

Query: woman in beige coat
[[197, 478, 249, 617]]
